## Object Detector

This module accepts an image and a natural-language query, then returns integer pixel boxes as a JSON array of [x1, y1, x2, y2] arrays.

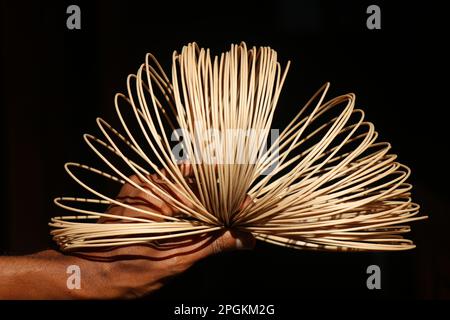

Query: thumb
[[187, 230, 255, 263]]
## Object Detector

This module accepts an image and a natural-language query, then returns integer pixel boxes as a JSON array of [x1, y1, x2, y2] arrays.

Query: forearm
[[0, 250, 110, 299]]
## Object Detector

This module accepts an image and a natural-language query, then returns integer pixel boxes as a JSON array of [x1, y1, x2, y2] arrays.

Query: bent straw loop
[[50, 42, 427, 251]]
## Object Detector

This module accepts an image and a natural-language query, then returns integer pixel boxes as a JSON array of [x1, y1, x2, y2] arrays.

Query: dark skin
[[0, 165, 255, 299]]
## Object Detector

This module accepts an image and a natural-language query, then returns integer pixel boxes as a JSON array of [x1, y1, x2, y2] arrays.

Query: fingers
[[108, 169, 190, 220], [126, 163, 196, 216], [180, 230, 255, 264], [239, 194, 254, 211], [115, 175, 166, 213], [110, 162, 226, 221]]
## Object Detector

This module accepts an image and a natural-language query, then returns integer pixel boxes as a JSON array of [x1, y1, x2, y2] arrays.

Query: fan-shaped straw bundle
[[50, 42, 426, 252]]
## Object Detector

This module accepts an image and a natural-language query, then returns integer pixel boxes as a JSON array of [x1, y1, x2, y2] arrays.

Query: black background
[[0, 0, 448, 300]]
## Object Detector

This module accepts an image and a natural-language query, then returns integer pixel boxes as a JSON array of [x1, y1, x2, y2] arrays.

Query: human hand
[[75, 164, 255, 299]]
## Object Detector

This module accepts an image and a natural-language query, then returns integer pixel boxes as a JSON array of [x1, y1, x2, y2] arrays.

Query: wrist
[[64, 254, 119, 299], [34, 250, 113, 299]]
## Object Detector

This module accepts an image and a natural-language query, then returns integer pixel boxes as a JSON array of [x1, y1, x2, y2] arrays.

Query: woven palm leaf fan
[[50, 42, 427, 252]]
